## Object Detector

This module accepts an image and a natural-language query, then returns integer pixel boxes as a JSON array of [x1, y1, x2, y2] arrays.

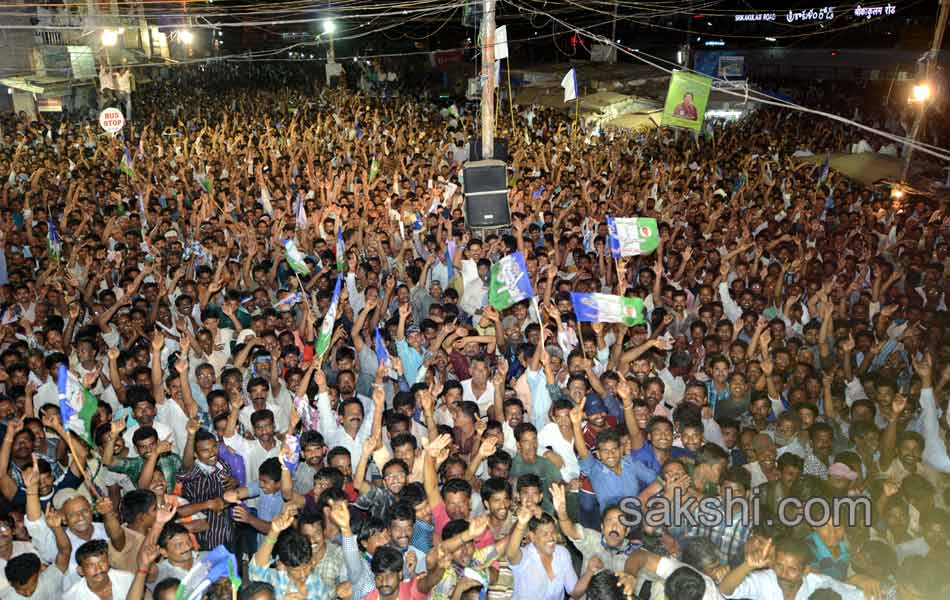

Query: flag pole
[[573, 97, 578, 137], [576, 322, 587, 359], [293, 272, 315, 319], [62, 430, 100, 499], [532, 297, 544, 348], [507, 59, 516, 136]]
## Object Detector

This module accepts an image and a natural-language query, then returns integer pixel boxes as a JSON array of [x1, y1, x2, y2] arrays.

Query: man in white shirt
[[223, 408, 280, 483], [122, 391, 178, 458], [315, 370, 383, 467], [461, 355, 494, 417], [720, 535, 864, 600], [114, 67, 133, 121], [65, 540, 134, 600]]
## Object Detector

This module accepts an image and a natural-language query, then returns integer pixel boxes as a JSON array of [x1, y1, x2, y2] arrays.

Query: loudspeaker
[[469, 138, 509, 161], [463, 160, 510, 228]]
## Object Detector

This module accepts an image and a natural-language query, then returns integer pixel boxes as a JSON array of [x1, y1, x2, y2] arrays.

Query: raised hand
[[327, 499, 351, 531], [424, 433, 452, 458], [466, 515, 490, 540], [569, 397, 586, 426], [155, 501, 177, 525], [891, 393, 908, 420], [137, 541, 161, 567], [270, 504, 298, 533], [516, 505, 533, 527], [550, 482, 568, 516], [744, 537, 773, 570], [841, 334, 855, 353], [477, 437, 498, 459], [44, 503, 64, 528], [157, 440, 174, 455]]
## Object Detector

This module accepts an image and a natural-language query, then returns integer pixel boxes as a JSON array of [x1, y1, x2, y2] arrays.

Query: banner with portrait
[[662, 70, 713, 132]]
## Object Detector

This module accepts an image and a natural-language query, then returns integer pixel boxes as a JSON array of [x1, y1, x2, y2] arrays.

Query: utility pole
[[902, 0, 949, 181], [480, 0, 496, 159], [610, 0, 618, 63]]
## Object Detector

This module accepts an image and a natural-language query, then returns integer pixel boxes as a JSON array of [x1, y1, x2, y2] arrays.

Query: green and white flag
[[607, 216, 659, 257], [315, 275, 342, 357], [488, 252, 534, 310], [196, 172, 213, 195], [283, 239, 310, 276], [369, 157, 380, 182]]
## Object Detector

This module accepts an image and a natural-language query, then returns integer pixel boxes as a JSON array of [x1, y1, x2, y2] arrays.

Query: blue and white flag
[[57, 365, 97, 446], [488, 252, 534, 310], [374, 326, 391, 369], [335, 226, 345, 272], [296, 194, 307, 229], [571, 292, 646, 326], [1, 305, 21, 325], [446, 240, 457, 281], [561, 68, 578, 102], [274, 291, 303, 309], [175, 545, 241, 600], [46, 219, 62, 261]]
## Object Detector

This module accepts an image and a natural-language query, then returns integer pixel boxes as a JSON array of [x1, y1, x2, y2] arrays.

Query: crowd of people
[[0, 62, 947, 600]]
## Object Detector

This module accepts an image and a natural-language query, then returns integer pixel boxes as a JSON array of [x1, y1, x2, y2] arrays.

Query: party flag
[[570, 292, 646, 326], [607, 217, 659, 258], [57, 365, 97, 446], [175, 545, 241, 600], [488, 252, 534, 310], [283, 239, 310, 276], [315, 275, 342, 357]]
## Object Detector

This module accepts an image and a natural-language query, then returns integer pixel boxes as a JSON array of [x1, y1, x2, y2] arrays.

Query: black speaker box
[[463, 160, 511, 228], [468, 138, 509, 161]]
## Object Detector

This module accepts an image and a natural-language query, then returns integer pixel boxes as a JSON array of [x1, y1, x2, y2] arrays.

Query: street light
[[179, 29, 194, 44], [322, 19, 336, 34], [101, 29, 118, 47], [912, 83, 931, 102]]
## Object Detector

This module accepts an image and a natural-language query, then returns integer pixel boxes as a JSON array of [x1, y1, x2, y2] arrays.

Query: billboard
[[662, 70, 712, 131]]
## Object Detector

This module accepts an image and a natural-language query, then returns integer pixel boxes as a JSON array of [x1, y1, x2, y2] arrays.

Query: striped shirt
[[177, 462, 233, 549], [341, 534, 376, 600]]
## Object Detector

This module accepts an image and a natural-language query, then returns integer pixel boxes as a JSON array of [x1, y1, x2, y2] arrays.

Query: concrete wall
[[0, 1, 36, 78]]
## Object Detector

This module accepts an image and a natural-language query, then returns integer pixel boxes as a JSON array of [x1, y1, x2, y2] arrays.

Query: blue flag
[[374, 326, 391, 370]]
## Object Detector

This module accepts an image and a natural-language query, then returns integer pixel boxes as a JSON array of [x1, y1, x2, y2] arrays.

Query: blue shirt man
[[577, 427, 656, 512]]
